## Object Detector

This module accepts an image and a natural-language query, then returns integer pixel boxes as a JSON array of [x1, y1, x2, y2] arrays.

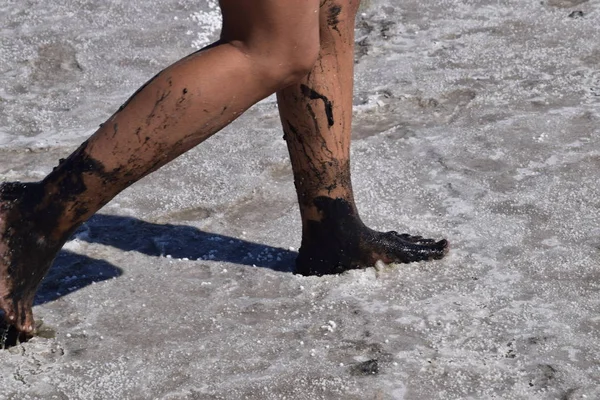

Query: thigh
[[219, 0, 320, 53]]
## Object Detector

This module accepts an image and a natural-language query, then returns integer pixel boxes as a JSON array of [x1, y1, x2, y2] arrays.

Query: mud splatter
[[327, 4, 342, 35], [146, 90, 171, 125], [283, 121, 346, 206]]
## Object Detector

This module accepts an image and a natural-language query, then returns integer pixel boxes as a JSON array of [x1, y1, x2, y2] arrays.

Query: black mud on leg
[[327, 4, 343, 36], [0, 143, 125, 335], [296, 196, 366, 276], [300, 84, 334, 127], [0, 320, 30, 349]]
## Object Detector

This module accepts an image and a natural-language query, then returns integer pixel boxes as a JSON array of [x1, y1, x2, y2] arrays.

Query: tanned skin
[[0, 0, 447, 341], [278, 1, 447, 275]]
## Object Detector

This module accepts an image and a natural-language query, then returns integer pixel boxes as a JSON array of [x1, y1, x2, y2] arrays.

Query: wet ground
[[1, 0, 599, 399]]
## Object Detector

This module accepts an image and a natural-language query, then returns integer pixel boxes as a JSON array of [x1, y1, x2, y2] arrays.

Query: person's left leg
[[277, 0, 448, 276]]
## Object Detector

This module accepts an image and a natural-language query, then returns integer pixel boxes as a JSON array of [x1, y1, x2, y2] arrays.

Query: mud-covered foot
[[0, 182, 63, 337], [295, 197, 448, 276], [0, 321, 30, 348]]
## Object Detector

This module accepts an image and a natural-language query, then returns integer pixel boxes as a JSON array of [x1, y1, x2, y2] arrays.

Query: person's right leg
[[0, 0, 320, 335], [277, 0, 448, 276]]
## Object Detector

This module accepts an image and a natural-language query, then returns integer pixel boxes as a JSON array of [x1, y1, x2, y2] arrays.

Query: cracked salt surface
[[1, 0, 600, 399]]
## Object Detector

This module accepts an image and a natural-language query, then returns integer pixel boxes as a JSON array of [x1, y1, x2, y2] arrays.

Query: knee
[[283, 42, 320, 85], [227, 36, 320, 90], [270, 41, 320, 87]]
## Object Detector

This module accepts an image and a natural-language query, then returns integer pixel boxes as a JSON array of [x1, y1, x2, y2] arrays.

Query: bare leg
[[0, 0, 320, 335], [277, 0, 448, 276]]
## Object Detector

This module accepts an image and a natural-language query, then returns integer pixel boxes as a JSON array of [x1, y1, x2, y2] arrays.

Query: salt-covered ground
[[1, 0, 599, 398]]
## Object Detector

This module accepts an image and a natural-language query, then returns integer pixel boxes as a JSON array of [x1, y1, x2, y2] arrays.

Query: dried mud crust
[[0, 182, 64, 336], [295, 197, 448, 276]]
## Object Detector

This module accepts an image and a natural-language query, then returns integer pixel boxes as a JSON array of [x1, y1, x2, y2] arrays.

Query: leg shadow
[[3, 213, 297, 348], [34, 249, 124, 306], [1, 251, 122, 349], [73, 214, 298, 273]]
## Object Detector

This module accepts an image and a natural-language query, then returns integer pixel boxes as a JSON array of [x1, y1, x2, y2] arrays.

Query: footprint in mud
[[352, 87, 477, 139], [413, 88, 477, 123], [31, 42, 83, 87], [350, 359, 379, 376], [527, 364, 557, 390], [332, 337, 394, 377]]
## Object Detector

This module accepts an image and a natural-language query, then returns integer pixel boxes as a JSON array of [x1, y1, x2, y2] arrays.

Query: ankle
[[295, 197, 367, 275], [1, 181, 71, 244], [307, 195, 362, 229]]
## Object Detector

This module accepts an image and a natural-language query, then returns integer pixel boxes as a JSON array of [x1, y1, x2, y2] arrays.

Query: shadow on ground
[[35, 250, 123, 306], [1, 250, 121, 349], [35, 213, 297, 307], [74, 213, 298, 270], [2, 213, 298, 348]]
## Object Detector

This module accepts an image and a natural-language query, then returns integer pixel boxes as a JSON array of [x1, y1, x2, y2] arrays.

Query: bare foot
[[295, 197, 449, 276], [0, 182, 64, 337]]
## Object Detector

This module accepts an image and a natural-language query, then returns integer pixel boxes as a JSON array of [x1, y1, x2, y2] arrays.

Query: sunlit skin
[[0, 0, 447, 339]]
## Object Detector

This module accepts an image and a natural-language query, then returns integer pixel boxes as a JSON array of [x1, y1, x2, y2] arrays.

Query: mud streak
[[300, 84, 334, 127], [327, 5, 343, 36]]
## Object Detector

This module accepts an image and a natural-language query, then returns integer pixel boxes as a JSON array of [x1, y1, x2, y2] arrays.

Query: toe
[[2, 297, 35, 335], [0, 298, 15, 325], [389, 237, 449, 263], [437, 239, 449, 251], [389, 232, 415, 241], [415, 237, 438, 245], [16, 301, 35, 334], [427, 239, 449, 260], [388, 231, 439, 245]]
